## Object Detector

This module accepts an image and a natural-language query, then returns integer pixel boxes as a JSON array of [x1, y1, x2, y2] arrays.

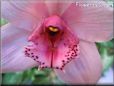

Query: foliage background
[[1, 0, 114, 85]]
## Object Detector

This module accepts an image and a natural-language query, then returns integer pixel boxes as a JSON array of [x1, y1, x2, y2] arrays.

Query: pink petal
[[55, 40, 102, 84], [62, 1, 113, 42], [1, 0, 49, 31], [1, 24, 37, 73], [45, 1, 72, 16]]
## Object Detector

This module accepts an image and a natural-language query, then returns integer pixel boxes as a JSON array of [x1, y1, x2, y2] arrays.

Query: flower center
[[49, 26, 59, 33], [24, 15, 79, 70], [47, 26, 59, 36]]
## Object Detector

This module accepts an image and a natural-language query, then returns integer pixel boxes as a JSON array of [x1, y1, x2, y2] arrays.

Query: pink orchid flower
[[1, 0, 113, 84]]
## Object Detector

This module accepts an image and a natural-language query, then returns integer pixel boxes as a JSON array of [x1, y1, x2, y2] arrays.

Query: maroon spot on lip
[[62, 65, 64, 68], [66, 61, 69, 63], [45, 66, 48, 68], [37, 61, 39, 62], [56, 67, 59, 69], [74, 45, 77, 47], [28, 49, 30, 51], [25, 48, 28, 49], [67, 58, 70, 60], [25, 50, 27, 52], [70, 56, 73, 59], [36, 56, 38, 58], [42, 67, 44, 69], [60, 68, 63, 70], [32, 56, 34, 57], [42, 63, 45, 65], [25, 53, 30, 56], [75, 54, 77, 56], [27, 53, 30, 55], [62, 60, 65, 62], [71, 54, 74, 56], [72, 53, 74, 54]]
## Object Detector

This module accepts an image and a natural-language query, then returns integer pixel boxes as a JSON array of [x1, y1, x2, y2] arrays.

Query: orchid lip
[[24, 15, 79, 70]]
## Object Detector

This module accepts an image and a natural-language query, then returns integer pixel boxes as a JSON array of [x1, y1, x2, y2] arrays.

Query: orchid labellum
[[1, 0, 113, 84]]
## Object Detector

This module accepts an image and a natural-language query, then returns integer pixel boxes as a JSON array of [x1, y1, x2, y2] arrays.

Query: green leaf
[[0, 18, 8, 26]]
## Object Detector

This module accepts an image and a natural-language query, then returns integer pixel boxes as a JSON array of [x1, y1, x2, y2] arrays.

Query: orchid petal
[[45, 0, 72, 16], [55, 40, 102, 84], [1, 0, 49, 31], [62, 0, 113, 42], [1, 23, 37, 73]]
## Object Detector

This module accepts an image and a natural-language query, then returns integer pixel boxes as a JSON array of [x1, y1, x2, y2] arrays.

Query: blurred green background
[[1, 0, 114, 85]]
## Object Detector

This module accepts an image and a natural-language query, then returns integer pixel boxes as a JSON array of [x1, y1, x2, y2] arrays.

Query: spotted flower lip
[[24, 15, 79, 70], [1, 0, 113, 84]]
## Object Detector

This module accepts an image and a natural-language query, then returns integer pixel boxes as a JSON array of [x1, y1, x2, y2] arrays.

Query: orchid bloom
[[1, 0, 113, 84]]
